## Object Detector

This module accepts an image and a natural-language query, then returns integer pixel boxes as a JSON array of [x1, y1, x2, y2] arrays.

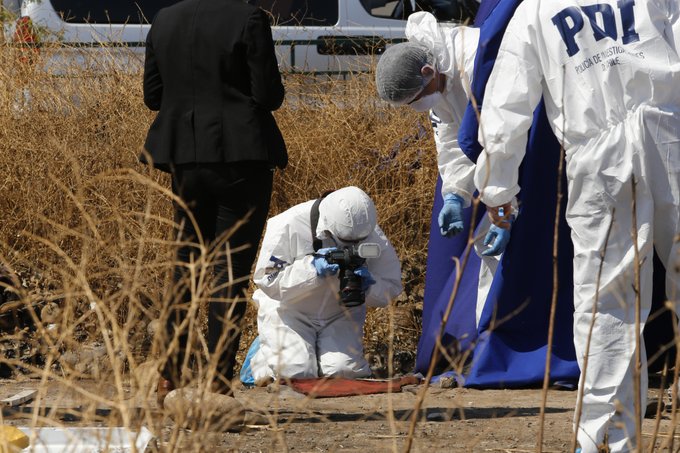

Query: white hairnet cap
[[316, 186, 377, 242], [375, 42, 433, 105]]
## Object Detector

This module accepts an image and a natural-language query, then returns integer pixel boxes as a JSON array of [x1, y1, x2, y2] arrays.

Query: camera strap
[[310, 190, 335, 252]]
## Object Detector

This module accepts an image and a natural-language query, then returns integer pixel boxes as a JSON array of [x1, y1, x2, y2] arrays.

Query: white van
[[3, 0, 474, 74]]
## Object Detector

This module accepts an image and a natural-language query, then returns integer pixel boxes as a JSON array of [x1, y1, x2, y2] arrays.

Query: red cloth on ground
[[287, 375, 421, 398]]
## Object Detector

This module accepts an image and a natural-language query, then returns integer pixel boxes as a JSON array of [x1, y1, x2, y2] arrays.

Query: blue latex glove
[[353, 266, 376, 291], [481, 218, 514, 256], [438, 193, 465, 237], [312, 247, 340, 277]]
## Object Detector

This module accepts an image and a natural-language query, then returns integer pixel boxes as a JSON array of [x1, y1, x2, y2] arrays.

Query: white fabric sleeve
[[433, 119, 476, 207], [252, 222, 320, 305], [474, 19, 544, 208], [666, 0, 680, 55], [364, 227, 403, 308]]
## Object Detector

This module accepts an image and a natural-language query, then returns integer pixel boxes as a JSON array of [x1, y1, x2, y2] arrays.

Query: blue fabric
[[474, 0, 502, 25], [465, 104, 579, 387], [239, 336, 261, 386], [415, 0, 580, 387], [415, 177, 485, 373], [458, 0, 522, 163]]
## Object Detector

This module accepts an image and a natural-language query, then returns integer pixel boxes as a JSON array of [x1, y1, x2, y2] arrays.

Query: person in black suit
[[142, 0, 286, 404]]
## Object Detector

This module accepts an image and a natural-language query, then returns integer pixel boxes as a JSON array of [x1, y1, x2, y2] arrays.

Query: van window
[[48, 0, 179, 24], [247, 0, 339, 26], [361, 0, 411, 20], [361, 0, 478, 22]]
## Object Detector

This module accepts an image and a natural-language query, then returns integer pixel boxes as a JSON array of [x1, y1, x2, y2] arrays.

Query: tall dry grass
[[0, 41, 437, 448]]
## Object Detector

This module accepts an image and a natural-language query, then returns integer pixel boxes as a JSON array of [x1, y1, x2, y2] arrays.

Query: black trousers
[[163, 161, 273, 392]]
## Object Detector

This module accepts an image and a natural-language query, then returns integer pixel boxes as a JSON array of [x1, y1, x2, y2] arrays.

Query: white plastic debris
[[17, 426, 154, 453]]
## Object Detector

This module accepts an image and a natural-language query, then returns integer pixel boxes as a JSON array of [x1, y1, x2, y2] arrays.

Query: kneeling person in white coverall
[[250, 186, 403, 380], [375, 11, 512, 327], [473, 0, 680, 451]]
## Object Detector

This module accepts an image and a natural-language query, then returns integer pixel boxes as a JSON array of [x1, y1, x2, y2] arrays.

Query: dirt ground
[[2, 376, 679, 452]]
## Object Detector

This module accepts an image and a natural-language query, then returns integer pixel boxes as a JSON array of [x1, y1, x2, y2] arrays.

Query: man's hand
[[353, 266, 376, 291], [481, 223, 512, 256], [312, 248, 340, 277], [438, 193, 465, 237]]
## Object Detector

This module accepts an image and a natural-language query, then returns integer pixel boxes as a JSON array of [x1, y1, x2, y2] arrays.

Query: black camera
[[320, 243, 381, 307]]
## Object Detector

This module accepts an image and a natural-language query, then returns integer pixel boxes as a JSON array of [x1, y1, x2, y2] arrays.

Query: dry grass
[[0, 42, 437, 447]]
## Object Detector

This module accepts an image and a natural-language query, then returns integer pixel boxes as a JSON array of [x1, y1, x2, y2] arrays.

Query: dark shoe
[[645, 397, 664, 418], [156, 378, 175, 407]]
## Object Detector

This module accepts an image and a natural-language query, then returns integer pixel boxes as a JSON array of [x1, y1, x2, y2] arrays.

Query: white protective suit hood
[[316, 186, 377, 242], [405, 12, 458, 79]]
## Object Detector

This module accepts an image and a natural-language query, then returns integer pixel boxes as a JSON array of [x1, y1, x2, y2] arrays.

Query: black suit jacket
[[142, 0, 287, 172]]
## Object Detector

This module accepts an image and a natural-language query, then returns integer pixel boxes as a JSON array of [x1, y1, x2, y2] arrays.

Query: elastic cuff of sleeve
[[443, 193, 464, 204]]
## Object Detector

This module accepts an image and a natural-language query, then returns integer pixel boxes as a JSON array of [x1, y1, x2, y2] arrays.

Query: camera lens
[[339, 273, 365, 307]]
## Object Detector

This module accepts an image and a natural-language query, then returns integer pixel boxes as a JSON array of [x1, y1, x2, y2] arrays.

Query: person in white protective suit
[[375, 11, 511, 327], [473, 1, 680, 451], [249, 186, 403, 381]]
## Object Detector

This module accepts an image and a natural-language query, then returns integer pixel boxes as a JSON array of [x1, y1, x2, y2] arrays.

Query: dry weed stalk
[[631, 177, 642, 452], [647, 361, 668, 452], [402, 196, 482, 453], [536, 139, 566, 452]]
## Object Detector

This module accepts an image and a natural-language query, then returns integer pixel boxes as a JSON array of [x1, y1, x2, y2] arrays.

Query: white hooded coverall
[[250, 192, 403, 380], [406, 12, 498, 326], [474, 1, 680, 451]]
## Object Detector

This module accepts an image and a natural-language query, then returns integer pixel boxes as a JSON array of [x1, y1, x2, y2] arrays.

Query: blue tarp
[[415, 0, 579, 387]]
